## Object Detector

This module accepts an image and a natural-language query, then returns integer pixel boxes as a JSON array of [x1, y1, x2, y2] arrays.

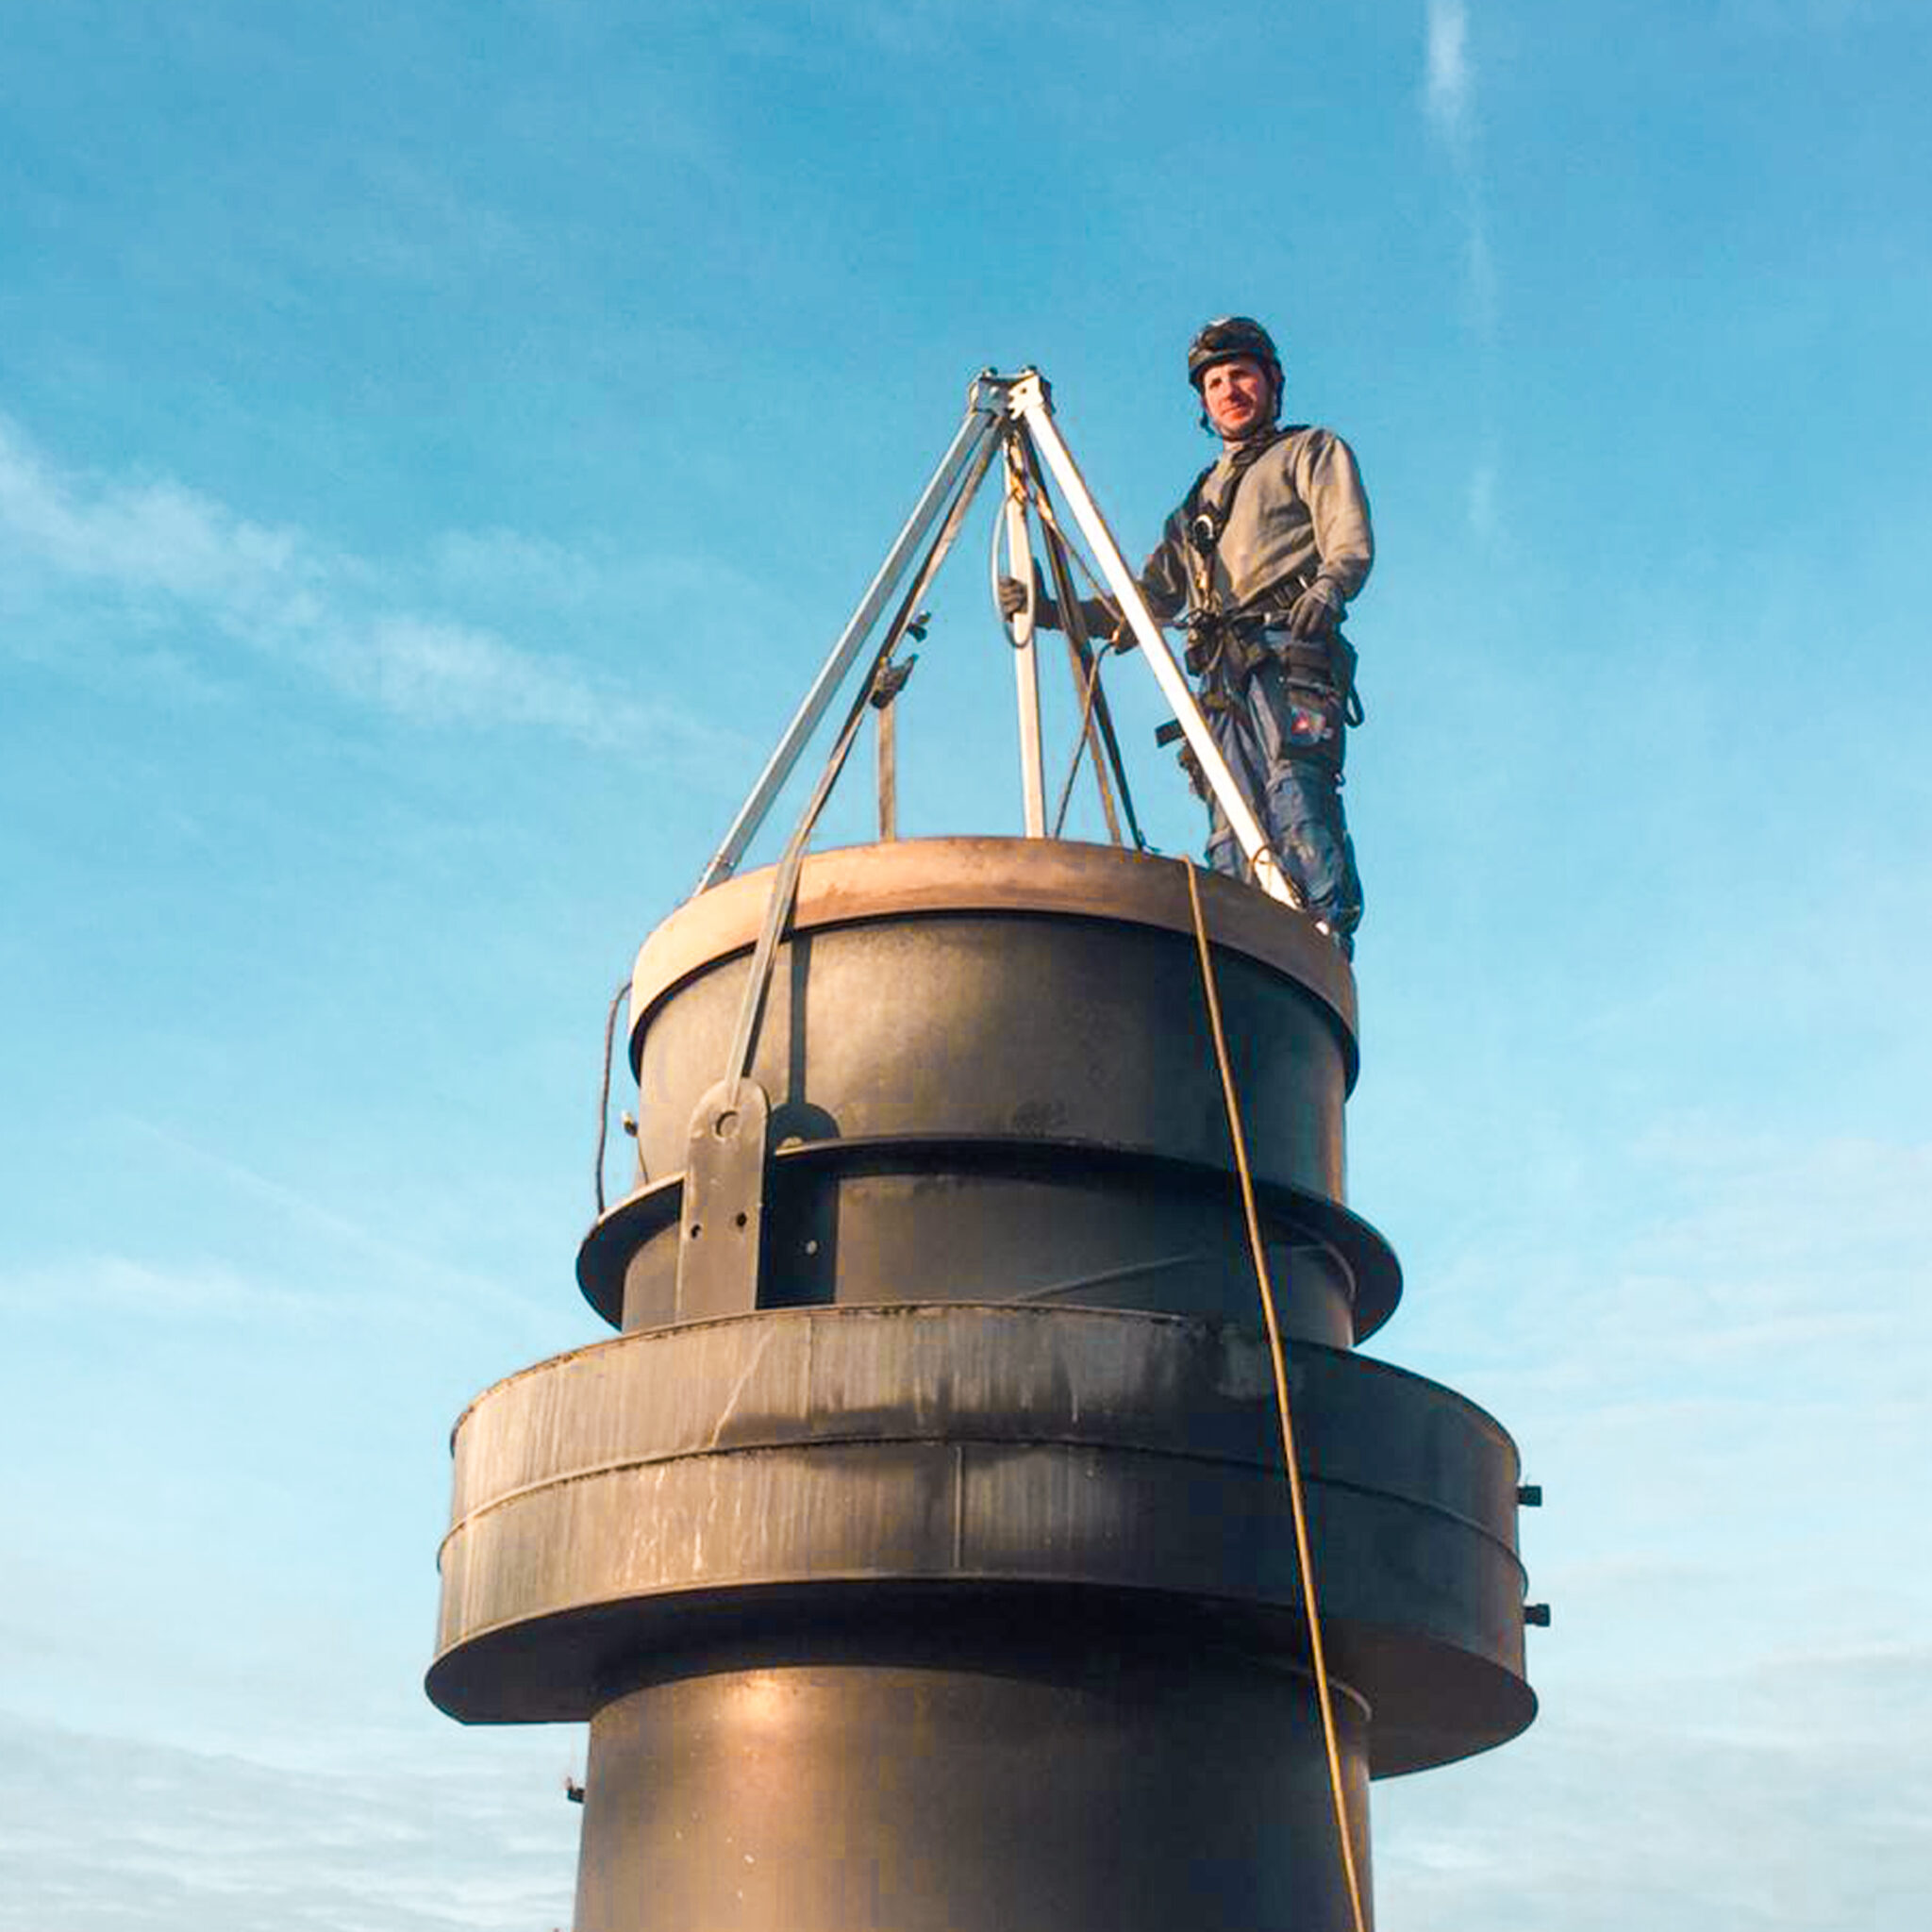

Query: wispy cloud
[[0, 1111, 563, 1342], [0, 413, 729, 758], [1421, 0, 1501, 543], [1411, 1117, 1932, 1409], [0, 1252, 325, 1324], [1421, 0, 1496, 338], [0, 1710, 579, 1932], [1378, 1640, 1932, 1930], [1424, 0, 1474, 148], [95, 1111, 559, 1331]]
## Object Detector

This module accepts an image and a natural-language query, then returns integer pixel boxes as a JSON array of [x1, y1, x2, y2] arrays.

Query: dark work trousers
[[1201, 657, 1364, 952]]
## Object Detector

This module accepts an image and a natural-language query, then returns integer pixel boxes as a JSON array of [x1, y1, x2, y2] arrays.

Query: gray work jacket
[[1138, 425, 1374, 626]]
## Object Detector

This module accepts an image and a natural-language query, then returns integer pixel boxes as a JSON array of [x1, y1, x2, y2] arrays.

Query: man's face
[[1200, 357, 1274, 439]]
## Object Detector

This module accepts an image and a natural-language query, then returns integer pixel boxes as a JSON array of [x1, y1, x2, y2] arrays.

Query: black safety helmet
[[1186, 315, 1284, 398]]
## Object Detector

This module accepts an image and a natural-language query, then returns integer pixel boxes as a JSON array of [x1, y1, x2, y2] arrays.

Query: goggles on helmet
[[1187, 315, 1283, 394]]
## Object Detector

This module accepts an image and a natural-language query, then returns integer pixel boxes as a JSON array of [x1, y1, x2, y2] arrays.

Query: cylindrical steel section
[[579, 840, 1399, 1341], [426, 1305, 1534, 1774], [430, 835, 1541, 1932], [574, 1627, 1373, 1932]]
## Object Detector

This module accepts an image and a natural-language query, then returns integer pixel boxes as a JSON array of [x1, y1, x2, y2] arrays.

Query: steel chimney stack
[[428, 837, 1539, 1930]]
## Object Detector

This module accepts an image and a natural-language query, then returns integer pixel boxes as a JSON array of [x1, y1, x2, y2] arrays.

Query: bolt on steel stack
[[426, 375, 1541, 1932]]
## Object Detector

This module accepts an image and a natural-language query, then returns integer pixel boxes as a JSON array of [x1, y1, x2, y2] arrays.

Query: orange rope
[[1183, 858, 1369, 1932]]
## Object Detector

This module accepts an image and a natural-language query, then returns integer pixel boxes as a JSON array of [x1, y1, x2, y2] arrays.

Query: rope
[[1019, 463, 1122, 621], [1050, 639, 1108, 839], [989, 441, 1037, 641], [593, 974, 632, 1215], [1016, 441, 1147, 849], [1182, 858, 1370, 1932]]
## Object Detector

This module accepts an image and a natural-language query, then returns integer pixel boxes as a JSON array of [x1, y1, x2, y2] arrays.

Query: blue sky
[[4, 2, 1929, 1925]]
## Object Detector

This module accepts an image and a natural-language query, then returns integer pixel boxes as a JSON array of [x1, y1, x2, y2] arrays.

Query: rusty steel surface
[[428, 1303, 1534, 1776], [673, 1076, 771, 1321], [629, 837, 1358, 1073], [572, 1637, 1374, 1932], [432, 829, 1538, 1931], [629, 907, 1348, 1200], [586, 1143, 1377, 1342], [581, 840, 1399, 1341]]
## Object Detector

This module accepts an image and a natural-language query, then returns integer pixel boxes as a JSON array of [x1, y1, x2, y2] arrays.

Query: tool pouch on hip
[[1277, 678, 1348, 773], [1268, 628, 1363, 731]]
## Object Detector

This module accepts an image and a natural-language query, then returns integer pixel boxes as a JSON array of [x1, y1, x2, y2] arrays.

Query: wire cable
[[1017, 437, 1146, 848], [593, 974, 632, 1215]]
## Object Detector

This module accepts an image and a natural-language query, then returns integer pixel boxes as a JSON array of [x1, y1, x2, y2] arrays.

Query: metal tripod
[[696, 368, 1301, 910]]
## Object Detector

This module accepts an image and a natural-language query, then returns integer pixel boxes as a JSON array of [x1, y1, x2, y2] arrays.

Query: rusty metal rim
[[426, 1579, 1536, 1777], [428, 1307, 1534, 1771], [439, 1442, 1528, 1578], [574, 1133, 1402, 1339], [444, 1306, 1514, 1499], [625, 838, 1358, 1081], [447, 1298, 1474, 1446]]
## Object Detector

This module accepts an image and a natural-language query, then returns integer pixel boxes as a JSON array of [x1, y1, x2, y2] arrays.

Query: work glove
[[995, 574, 1042, 625], [999, 571, 1132, 649], [1286, 583, 1341, 640]]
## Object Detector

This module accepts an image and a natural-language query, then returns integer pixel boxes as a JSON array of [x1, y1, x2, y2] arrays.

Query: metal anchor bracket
[[675, 1076, 772, 1322]]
